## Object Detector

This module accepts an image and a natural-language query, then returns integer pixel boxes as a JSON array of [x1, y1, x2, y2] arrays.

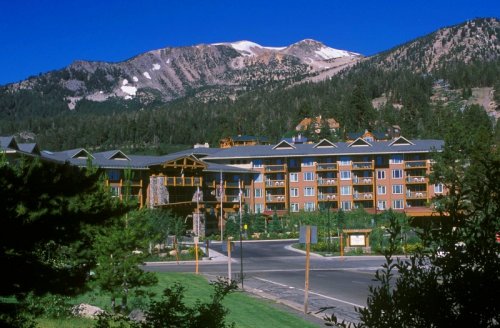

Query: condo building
[[1, 135, 444, 236]]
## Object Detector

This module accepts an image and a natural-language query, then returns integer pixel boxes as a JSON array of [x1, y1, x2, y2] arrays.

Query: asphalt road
[[143, 239, 388, 324]]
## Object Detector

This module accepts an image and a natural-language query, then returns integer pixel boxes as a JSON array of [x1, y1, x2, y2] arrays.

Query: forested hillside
[[0, 18, 498, 152]]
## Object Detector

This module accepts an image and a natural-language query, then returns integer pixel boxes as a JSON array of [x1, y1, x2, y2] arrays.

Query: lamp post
[[327, 203, 331, 252], [238, 180, 244, 290]]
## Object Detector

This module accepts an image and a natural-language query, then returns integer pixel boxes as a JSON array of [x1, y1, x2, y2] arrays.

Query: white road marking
[[254, 277, 366, 308]]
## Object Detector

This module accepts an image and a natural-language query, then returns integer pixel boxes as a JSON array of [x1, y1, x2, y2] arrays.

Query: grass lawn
[[36, 272, 321, 328]]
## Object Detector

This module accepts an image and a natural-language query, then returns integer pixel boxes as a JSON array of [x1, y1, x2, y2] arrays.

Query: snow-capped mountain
[[6, 39, 362, 108]]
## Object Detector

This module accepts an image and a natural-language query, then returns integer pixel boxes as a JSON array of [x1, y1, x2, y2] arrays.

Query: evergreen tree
[[0, 157, 124, 299]]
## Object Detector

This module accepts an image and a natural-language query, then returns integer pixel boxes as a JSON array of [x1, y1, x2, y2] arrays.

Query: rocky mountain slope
[[370, 17, 499, 72], [8, 39, 362, 109]]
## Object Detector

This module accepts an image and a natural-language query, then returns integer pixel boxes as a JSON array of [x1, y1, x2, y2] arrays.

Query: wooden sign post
[[194, 237, 199, 274], [227, 240, 232, 280]]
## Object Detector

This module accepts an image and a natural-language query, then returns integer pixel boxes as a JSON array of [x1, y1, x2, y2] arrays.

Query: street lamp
[[238, 180, 244, 290], [327, 203, 331, 252]]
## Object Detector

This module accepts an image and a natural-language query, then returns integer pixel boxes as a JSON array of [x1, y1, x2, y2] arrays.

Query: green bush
[[404, 242, 424, 254], [23, 293, 72, 319]]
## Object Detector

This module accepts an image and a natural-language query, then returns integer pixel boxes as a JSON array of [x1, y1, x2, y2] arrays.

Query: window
[[304, 187, 315, 196], [254, 173, 263, 182], [254, 204, 264, 213], [377, 185, 386, 195], [377, 200, 387, 210], [110, 186, 120, 197], [390, 155, 403, 164], [289, 159, 298, 168], [289, 172, 298, 182], [107, 170, 121, 181], [340, 186, 351, 195], [290, 188, 299, 197], [303, 172, 315, 181], [253, 159, 263, 168], [340, 170, 351, 180], [304, 202, 315, 212], [302, 157, 314, 167], [341, 201, 351, 211], [254, 188, 262, 198], [339, 156, 351, 165], [392, 199, 404, 209], [392, 169, 403, 179], [392, 184, 403, 194], [377, 170, 386, 180], [434, 183, 444, 193], [291, 203, 299, 212]]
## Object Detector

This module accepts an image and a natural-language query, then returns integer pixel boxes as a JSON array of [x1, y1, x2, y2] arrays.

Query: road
[[143, 239, 387, 324]]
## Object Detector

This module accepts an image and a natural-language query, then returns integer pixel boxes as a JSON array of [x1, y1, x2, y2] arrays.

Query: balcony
[[265, 179, 286, 187], [406, 191, 428, 199], [352, 161, 374, 170], [405, 160, 427, 169], [208, 181, 244, 190], [265, 164, 287, 172], [353, 192, 374, 200], [316, 163, 338, 171], [266, 194, 286, 202], [406, 176, 426, 184], [318, 193, 337, 201], [164, 176, 203, 187], [352, 177, 373, 185], [317, 178, 337, 186]]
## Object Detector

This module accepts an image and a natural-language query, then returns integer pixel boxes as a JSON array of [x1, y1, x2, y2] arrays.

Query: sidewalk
[[143, 246, 228, 266]]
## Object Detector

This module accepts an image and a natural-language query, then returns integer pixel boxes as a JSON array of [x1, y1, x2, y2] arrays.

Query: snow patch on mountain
[[121, 85, 137, 96], [315, 46, 355, 59], [143, 72, 151, 79], [152, 64, 161, 70]]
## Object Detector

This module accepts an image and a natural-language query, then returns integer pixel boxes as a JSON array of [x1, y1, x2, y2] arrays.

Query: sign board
[[350, 234, 366, 246], [299, 226, 318, 244]]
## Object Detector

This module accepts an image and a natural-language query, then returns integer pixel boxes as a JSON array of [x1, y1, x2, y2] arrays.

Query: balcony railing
[[317, 178, 337, 186], [207, 181, 244, 189], [352, 161, 374, 170], [353, 193, 374, 200], [405, 160, 427, 169], [318, 193, 337, 201], [316, 163, 338, 171], [406, 176, 426, 183], [266, 194, 286, 202], [352, 177, 373, 185], [265, 179, 286, 187], [406, 191, 428, 199], [164, 176, 203, 187], [264, 164, 287, 172]]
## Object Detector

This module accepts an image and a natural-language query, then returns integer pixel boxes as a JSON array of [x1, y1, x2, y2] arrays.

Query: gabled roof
[[69, 148, 95, 159], [348, 137, 372, 147], [203, 139, 444, 160], [96, 150, 130, 161], [160, 154, 207, 170], [18, 143, 41, 155], [389, 136, 415, 146], [314, 139, 337, 148], [273, 140, 296, 150], [0, 136, 19, 151]]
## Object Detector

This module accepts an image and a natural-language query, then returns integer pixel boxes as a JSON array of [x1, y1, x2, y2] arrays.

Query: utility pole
[[304, 225, 311, 314], [220, 171, 224, 241], [327, 204, 331, 252]]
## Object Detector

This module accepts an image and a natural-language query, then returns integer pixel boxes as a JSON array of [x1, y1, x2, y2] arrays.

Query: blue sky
[[0, 0, 498, 85]]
